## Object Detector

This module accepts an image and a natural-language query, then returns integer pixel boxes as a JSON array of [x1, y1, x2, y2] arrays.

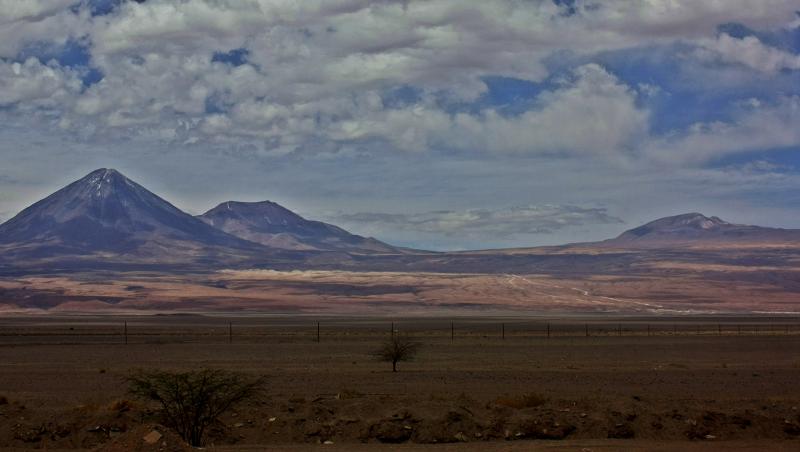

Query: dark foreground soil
[[1, 316, 799, 450]]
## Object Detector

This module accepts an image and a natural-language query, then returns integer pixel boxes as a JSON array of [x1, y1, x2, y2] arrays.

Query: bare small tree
[[127, 368, 265, 447], [373, 334, 421, 372]]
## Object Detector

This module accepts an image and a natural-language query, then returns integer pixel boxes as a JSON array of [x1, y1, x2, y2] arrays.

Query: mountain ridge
[[601, 212, 800, 248], [198, 200, 399, 254]]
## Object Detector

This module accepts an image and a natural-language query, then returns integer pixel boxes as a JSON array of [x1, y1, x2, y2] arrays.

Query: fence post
[[502, 323, 505, 340], [547, 323, 550, 339], [228, 322, 232, 344], [618, 324, 622, 336], [451, 321, 454, 341], [647, 324, 650, 337], [316, 321, 320, 343], [585, 323, 589, 337], [391, 322, 394, 338], [124, 321, 128, 345]]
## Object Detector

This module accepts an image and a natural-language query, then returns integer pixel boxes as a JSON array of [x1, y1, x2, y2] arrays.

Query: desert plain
[[1, 314, 800, 451]]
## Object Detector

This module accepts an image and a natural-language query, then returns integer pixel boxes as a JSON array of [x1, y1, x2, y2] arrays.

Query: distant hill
[[0, 169, 259, 261], [602, 213, 800, 247], [198, 201, 399, 254]]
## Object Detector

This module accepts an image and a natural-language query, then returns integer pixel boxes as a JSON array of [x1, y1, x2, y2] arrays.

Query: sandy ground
[[1, 316, 799, 450], [2, 267, 800, 315]]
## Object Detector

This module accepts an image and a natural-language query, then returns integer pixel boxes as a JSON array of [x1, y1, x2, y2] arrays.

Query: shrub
[[0, 395, 7, 405], [127, 369, 265, 446], [373, 334, 421, 372]]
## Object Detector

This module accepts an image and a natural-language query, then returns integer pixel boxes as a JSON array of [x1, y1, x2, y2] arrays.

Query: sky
[[0, 0, 799, 250]]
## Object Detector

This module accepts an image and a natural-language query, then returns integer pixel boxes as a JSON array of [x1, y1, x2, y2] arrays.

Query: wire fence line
[[1, 319, 799, 345]]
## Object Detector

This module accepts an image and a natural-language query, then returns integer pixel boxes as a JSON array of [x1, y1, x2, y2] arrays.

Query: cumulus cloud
[[0, 0, 75, 24], [0, 0, 798, 165], [0, 58, 81, 108], [645, 96, 800, 165], [695, 33, 800, 73], [330, 205, 623, 237], [324, 63, 648, 156], [0, 1, 87, 58]]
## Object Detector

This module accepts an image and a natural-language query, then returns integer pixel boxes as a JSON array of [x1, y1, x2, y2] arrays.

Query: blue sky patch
[[212, 48, 249, 67]]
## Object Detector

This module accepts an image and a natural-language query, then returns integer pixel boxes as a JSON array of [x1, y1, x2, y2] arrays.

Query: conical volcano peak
[[83, 168, 125, 181], [79, 168, 134, 197], [0, 168, 252, 254]]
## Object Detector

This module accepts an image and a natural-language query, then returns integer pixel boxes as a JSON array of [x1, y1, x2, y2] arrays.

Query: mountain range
[[0, 168, 798, 271], [0, 169, 395, 267]]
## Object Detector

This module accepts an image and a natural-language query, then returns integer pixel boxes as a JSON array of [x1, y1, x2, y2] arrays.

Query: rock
[[454, 431, 468, 442], [142, 430, 162, 444], [607, 423, 635, 439], [323, 440, 334, 444], [234, 422, 245, 428], [784, 422, 800, 436], [516, 419, 576, 440], [268, 417, 277, 422], [367, 420, 412, 443], [12, 425, 44, 443]]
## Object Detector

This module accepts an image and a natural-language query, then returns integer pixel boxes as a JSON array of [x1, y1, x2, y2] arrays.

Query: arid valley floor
[[1, 316, 800, 451]]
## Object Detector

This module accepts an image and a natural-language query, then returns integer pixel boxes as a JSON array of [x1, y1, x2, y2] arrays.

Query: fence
[[0, 318, 799, 345]]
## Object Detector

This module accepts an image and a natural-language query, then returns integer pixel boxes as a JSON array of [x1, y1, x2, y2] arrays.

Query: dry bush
[[0, 395, 7, 405], [494, 393, 547, 409], [373, 334, 421, 372], [127, 368, 265, 446]]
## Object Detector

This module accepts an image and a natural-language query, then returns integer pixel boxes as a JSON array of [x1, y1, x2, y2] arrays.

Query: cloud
[[0, 1, 88, 58], [0, 0, 75, 24], [330, 204, 623, 237], [645, 96, 800, 165], [326, 63, 648, 157], [0, 1, 797, 159], [695, 33, 800, 73], [0, 58, 81, 108]]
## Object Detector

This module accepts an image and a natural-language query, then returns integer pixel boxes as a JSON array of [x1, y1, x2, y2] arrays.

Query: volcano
[[198, 200, 398, 254], [0, 168, 258, 260]]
